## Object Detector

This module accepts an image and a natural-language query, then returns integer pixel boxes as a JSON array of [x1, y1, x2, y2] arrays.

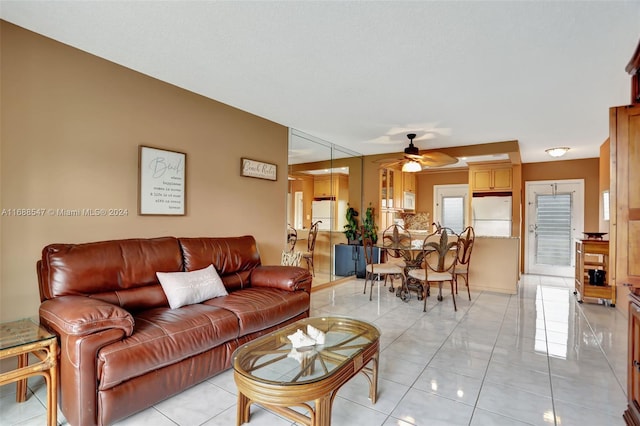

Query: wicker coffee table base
[[234, 347, 378, 426]]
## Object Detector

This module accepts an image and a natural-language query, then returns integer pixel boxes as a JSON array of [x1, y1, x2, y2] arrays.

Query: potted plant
[[343, 205, 361, 245], [362, 203, 378, 244]]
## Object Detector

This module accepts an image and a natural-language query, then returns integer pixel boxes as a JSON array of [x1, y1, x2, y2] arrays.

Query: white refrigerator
[[472, 196, 512, 237], [311, 200, 333, 231]]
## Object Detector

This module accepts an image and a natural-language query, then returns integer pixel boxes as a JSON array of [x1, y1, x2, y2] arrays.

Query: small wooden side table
[[0, 318, 58, 426]]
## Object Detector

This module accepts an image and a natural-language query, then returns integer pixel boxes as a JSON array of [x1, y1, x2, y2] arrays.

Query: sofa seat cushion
[[204, 288, 310, 337], [97, 304, 239, 390]]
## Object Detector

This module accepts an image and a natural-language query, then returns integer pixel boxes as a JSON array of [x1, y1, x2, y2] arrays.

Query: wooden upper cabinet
[[469, 163, 513, 192], [380, 167, 403, 209], [403, 172, 416, 193], [313, 176, 332, 198]]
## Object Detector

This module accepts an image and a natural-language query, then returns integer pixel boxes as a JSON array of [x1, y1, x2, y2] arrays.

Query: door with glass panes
[[433, 184, 468, 234], [525, 180, 584, 277]]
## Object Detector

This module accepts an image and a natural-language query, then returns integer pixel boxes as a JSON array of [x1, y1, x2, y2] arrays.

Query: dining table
[[378, 239, 428, 302]]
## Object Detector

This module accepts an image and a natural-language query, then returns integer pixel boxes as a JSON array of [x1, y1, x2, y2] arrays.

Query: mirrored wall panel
[[288, 129, 363, 287]]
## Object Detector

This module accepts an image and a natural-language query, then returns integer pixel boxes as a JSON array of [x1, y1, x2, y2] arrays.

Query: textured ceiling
[[2, 1, 639, 164]]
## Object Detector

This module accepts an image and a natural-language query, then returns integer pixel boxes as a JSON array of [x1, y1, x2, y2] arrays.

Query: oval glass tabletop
[[232, 316, 380, 385]]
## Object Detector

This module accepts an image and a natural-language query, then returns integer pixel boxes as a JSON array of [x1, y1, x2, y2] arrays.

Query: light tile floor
[[0, 275, 628, 425]]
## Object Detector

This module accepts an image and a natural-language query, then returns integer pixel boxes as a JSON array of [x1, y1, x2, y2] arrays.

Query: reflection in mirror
[[288, 129, 363, 288]]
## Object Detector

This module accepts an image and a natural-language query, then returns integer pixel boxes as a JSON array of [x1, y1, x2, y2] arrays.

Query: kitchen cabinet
[[379, 167, 403, 230], [403, 172, 416, 193], [380, 168, 401, 209], [626, 291, 640, 426], [574, 239, 615, 306], [313, 176, 333, 198], [469, 163, 512, 192]]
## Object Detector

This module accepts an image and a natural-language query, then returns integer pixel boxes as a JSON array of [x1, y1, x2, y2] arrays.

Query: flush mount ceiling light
[[545, 147, 570, 158], [402, 160, 422, 172]]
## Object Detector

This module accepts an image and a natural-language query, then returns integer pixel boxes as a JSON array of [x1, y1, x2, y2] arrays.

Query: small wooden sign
[[241, 158, 277, 181]]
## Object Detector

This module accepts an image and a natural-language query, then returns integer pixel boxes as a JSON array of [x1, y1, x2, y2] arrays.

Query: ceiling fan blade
[[418, 152, 459, 167]]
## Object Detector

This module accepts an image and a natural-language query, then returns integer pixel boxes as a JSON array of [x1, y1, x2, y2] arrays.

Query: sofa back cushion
[[39, 237, 183, 310], [178, 236, 261, 292]]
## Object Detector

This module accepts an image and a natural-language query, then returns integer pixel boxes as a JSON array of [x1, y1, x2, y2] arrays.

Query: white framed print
[[138, 146, 186, 215]]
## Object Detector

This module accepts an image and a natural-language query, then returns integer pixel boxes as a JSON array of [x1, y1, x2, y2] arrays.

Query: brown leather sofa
[[37, 235, 312, 426]]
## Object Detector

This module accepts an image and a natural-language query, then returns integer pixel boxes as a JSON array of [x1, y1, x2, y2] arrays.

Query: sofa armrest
[[250, 265, 312, 293], [39, 295, 134, 337], [39, 296, 134, 426]]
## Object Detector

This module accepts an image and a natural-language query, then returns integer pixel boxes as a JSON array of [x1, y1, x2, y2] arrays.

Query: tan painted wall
[[1, 22, 289, 321], [522, 158, 600, 232]]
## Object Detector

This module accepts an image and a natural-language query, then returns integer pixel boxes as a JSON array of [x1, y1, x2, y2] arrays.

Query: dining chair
[[302, 221, 321, 276], [381, 224, 412, 291], [407, 227, 460, 312], [362, 235, 405, 301], [454, 226, 474, 300]]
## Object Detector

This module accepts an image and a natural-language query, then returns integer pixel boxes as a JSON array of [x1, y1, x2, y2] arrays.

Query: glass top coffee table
[[232, 316, 380, 426]]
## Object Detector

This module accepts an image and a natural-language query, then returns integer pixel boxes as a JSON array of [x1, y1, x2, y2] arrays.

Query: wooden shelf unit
[[574, 239, 615, 306]]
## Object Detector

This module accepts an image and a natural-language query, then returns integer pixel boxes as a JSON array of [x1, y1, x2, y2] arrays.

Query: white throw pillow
[[156, 264, 228, 309]]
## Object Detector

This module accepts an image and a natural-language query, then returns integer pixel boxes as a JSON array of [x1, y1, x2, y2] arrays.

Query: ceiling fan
[[376, 133, 458, 171]]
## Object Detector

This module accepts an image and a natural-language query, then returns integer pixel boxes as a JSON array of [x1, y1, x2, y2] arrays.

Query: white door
[[525, 180, 584, 277]]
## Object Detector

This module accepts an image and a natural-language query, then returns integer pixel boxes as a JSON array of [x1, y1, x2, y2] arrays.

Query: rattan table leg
[[46, 338, 58, 426], [237, 392, 251, 425], [15, 353, 28, 403], [314, 394, 332, 426], [370, 353, 379, 404]]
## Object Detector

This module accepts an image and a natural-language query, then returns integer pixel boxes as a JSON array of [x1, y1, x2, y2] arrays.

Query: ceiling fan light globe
[[402, 160, 422, 173]]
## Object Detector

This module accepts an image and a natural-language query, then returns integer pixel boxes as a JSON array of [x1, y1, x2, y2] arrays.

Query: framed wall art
[[138, 145, 186, 215]]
